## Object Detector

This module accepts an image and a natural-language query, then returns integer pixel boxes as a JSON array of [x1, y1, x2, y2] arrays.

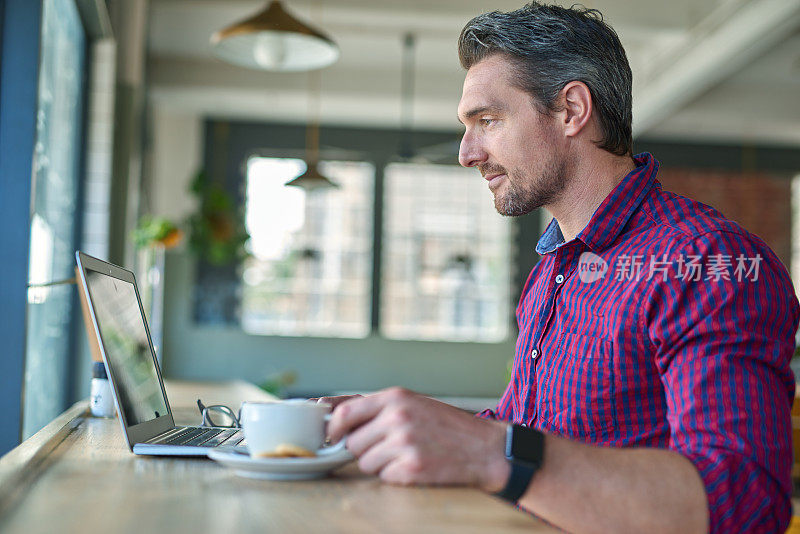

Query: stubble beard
[[493, 157, 569, 217]]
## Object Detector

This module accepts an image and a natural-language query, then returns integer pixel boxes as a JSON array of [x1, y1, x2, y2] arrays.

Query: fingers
[[353, 406, 424, 481], [379, 456, 426, 486], [327, 387, 411, 443], [357, 434, 408, 476], [326, 396, 383, 443], [320, 387, 504, 489], [355, 440, 392, 475], [315, 394, 363, 409], [345, 409, 398, 457]]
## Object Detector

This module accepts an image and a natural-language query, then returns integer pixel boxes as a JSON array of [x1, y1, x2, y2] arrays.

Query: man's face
[[457, 54, 568, 216]]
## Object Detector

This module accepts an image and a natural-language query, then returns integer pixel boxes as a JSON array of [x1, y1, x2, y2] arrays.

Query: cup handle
[[319, 414, 348, 456]]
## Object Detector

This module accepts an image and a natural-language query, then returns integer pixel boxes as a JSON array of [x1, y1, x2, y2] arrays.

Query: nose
[[458, 130, 487, 168]]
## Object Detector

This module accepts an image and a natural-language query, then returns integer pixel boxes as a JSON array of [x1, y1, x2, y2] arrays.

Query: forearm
[[488, 432, 709, 533]]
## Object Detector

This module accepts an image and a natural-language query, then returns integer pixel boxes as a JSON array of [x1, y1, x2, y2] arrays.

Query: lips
[[485, 173, 506, 190]]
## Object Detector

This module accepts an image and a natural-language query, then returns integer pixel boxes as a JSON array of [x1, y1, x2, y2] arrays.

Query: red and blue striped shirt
[[481, 152, 799, 532]]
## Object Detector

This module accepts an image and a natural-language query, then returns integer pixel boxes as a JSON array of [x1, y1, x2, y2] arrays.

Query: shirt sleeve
[[477, 385, 513, 420], [644, 230, 799, 533]]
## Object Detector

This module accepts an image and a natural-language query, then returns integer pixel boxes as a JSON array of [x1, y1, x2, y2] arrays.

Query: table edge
[[0, 400, 88, 516]]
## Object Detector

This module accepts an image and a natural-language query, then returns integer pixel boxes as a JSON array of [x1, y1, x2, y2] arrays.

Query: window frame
[[0, 0, 44, 455]]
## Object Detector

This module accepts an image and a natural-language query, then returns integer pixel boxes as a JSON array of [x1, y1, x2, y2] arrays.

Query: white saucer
[[208, 446, 355, 480]]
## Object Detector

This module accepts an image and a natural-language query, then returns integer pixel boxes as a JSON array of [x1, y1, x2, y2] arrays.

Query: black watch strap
[[494, 424, 544, 502], [494, 460, 538, 502]]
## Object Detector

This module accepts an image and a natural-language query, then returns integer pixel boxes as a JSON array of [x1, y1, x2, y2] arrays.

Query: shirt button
[[531, 349, 539, 358], [555, 274, 565, 284]]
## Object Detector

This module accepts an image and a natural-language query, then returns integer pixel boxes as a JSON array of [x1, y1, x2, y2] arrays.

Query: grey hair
[[458, 2, 633, 156]]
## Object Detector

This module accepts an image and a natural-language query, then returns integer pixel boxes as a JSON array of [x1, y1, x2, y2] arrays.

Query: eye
[[479, 118, 496, 127]]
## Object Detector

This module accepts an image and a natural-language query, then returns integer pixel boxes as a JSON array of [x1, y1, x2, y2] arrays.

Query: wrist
[[478, 422, 512, 493], [473, 421, 511, 493], [482, 444, 512, 493], [492, 424, 545, 502]]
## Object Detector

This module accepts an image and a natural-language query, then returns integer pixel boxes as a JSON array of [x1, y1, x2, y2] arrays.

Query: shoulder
[[636, 185, 798, 331], [639, 185, 785, 273], [643, 185, 743, 237]]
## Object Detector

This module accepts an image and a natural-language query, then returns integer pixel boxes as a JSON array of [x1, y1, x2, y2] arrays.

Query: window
[[241, 157, 374, 337], [210, 122, 518, 343], [381, 162, 512, 342], [23, 0, 87, 439]]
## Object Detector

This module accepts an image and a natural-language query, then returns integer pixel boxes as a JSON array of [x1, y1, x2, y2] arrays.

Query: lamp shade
[[285, 162, 339, 191], [210, 1, 339, 71]]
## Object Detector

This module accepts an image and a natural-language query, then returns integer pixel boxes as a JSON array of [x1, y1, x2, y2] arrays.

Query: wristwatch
[[494, 424, 545, 502]]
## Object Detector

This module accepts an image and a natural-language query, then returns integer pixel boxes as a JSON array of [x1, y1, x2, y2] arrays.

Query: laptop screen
[[83, 269, 169, 426]]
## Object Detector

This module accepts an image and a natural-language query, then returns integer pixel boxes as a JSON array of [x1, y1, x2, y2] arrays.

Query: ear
[[560, 81, 593, 139]]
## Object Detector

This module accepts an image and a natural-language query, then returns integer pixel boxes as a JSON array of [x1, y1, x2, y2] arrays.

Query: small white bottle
[[90, 361, 116, 417]]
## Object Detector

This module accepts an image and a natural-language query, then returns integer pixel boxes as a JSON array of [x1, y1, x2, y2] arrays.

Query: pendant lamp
[[286, 71, 338, 190], [210, 1, 339, 72], [285, 160, 338, 190]]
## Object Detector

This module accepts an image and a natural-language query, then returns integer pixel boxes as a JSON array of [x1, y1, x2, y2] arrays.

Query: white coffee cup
[[240, 399, 346, 458]]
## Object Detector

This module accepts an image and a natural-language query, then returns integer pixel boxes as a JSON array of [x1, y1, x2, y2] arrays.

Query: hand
[[310, 394, 363, 409], [327, 387, 510, 491]]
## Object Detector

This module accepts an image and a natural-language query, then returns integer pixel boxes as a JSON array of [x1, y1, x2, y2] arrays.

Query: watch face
[[510, 424, 544, 466]]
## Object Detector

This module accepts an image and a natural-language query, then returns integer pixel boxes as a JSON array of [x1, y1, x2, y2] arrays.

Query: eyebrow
[[457, 104, 507, 125]]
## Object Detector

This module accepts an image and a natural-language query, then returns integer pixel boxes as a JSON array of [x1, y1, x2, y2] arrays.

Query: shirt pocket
[[539, 331, 616, 438]]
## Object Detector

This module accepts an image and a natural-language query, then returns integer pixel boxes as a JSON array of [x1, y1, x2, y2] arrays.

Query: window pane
[[241, 158, 374, 338], [381, 163, 511, 342], [23, 0, 86, 438]]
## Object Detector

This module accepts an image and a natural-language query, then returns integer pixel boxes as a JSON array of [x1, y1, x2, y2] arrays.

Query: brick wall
[[657, 168, 792, 268]]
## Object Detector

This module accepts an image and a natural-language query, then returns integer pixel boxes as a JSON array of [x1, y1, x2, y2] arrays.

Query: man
[[324, 3, 800, 532]]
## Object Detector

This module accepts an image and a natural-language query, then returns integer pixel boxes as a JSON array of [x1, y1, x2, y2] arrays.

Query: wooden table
[[0, 380, 554, 533]]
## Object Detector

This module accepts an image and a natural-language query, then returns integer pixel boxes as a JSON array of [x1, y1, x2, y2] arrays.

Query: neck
[[544, 151, 636, 243]]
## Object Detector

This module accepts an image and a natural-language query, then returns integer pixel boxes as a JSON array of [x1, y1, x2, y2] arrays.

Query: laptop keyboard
[[149, 427, 243, 448]]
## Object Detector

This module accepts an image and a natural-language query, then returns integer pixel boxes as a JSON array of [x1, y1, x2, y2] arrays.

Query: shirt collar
[[535, 152, 659, 255]]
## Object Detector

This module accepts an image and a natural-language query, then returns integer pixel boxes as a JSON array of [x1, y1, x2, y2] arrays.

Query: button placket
[[524, 246, 571, 421]]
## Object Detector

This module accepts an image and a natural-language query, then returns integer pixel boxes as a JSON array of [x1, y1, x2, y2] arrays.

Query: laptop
[[75, 251, 244, 456]]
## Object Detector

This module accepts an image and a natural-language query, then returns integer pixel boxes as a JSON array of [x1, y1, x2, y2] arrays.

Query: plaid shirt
[[481, 153, 799, 532]]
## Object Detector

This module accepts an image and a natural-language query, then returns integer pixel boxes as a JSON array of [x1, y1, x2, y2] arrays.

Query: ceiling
[[146, 0, 800, 146]]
